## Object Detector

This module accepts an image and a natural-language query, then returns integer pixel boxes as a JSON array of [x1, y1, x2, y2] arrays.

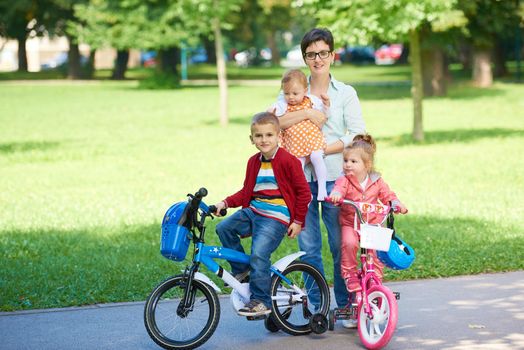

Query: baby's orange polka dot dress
[[281, 96, 326, 158]]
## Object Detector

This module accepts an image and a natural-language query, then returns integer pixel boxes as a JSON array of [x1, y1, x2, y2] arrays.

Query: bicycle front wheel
[[144, 275, 220, 350], [270, 261, 330, 336], [358, 284, 398, 350]]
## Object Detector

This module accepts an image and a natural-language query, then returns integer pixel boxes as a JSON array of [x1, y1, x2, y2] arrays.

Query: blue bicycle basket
[[160, 201, 192, 261], [377, 234, 415, 270]]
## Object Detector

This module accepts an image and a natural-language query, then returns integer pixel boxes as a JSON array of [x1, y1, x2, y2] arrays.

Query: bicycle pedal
[[394, 292, 400, 300], [246, 315, 267, 321], [334, 307, 353, 320]]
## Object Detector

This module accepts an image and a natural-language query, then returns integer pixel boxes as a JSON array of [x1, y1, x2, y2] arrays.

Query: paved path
[[1, 271, 523, 350]]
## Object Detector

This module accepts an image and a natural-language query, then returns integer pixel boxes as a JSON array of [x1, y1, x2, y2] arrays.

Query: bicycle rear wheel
[[144, 275, 220, 350], [357, 284, 398, 350], [270, 261, 330, 336]]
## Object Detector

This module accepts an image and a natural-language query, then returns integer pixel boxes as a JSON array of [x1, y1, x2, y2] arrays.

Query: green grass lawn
[[1, 68, 524, 311]]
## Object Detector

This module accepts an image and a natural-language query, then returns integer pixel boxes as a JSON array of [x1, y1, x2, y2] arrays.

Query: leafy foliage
[[300, 0, 458, 45], [71, 0, 242, 50]]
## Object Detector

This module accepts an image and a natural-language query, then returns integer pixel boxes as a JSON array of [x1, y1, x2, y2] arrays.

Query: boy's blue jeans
[[216, 208, 287, 308], [298, 180, 349, 308]]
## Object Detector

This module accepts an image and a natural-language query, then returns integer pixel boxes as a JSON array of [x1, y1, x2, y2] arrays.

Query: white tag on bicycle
[[360, 224, 393, 251]]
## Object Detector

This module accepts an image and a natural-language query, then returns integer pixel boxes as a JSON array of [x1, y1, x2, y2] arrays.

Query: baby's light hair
[[344, 134, 377, 173], [251, 111, 280, 131], [281, 69, 308, 90]]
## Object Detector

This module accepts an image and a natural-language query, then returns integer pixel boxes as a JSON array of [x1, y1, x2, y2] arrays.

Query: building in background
[[0, 35, 140, 72]]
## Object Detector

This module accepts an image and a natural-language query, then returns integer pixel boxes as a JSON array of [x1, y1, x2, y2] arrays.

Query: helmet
[[160, 201, 192, 261], [377, 234, 415, 270]]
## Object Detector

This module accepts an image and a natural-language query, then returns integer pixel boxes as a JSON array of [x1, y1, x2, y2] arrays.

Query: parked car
[[340, 46, 375, 64], [41, 52, 89, 70], [281, 45, 306, 68], [234, 47, 272, 67], [374, 44, 403, 65], [140, 51, 157, 67], [189, 47, 208, 64]]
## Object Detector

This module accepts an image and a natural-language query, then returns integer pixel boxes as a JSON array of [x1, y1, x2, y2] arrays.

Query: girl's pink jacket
[[332, 172, 400, 226]]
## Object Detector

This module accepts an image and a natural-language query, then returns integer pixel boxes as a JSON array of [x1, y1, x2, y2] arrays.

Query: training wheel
[[309, 313, 328, 334], [264, 315, 280, 333], [328, 310, 335, 331]]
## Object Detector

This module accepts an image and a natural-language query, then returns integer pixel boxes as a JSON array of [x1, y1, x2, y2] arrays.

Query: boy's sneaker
[[342, 319, 358, 329], [238, 300, 271, 317]]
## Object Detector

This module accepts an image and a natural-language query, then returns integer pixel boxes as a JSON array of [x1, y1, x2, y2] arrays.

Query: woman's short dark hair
[[300, 28, 334, 56]]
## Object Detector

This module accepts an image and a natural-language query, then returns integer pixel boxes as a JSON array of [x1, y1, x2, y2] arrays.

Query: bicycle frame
[[179, 193, 305, 313], [336, 199, 391, 317]]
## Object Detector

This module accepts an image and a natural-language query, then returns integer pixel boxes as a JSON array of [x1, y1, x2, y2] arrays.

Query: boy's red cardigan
[[223, 148, 311, 226]]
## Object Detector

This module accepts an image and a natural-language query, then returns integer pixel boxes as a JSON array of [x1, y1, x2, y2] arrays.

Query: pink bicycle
[[310, 198, 402, 350]]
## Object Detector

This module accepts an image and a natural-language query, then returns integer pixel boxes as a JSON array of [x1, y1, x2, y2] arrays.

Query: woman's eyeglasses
[[304, 50, 332, 60]]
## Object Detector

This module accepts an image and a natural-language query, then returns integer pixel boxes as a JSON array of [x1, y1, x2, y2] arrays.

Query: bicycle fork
[[177, 264, 200, 318]]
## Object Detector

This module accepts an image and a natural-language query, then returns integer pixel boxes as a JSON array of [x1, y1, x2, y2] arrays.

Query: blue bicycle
[[144, 188, 330, 350]]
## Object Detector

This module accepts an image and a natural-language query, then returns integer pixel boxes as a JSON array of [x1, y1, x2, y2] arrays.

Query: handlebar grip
[[196, 187, 208, 198], [208, 205, 227, 216]]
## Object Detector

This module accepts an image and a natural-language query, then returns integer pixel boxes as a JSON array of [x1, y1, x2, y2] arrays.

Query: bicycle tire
[[357, 284, 398, 350], [144, 275, 220, 350], [270, 261, 330, 336]]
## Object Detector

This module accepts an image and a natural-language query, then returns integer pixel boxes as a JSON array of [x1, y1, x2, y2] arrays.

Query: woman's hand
[[320, 93, 330, 108], [306, 109, 328, 128]]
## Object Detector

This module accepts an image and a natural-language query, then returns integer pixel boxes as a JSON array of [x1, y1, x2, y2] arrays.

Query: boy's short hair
[[300, 28, 334, 56], [251, 112, 280, 131]]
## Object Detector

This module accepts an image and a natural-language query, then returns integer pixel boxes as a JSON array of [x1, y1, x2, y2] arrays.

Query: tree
[[0, 0, 40, 72], [302, 0, 459, 141], [457, 0, 523, 87], [74, 0, 241, 124]]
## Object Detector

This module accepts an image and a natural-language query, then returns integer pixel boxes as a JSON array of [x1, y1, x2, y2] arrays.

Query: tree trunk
[[266, 30, 280, 65], [409, 29, 424, 142], [472, 47, 493, 87], [203, 37, 216, 64], [422, 47, 447, 97], [493, 38, 508, 78], [17, 36, 28, 72], [458, 41, 472, 71], [112, 50, 129, 80], [67, 39, 82, 80], [213, 9, 228, 127], [158, 47, 179, 76], [85, 49, 96, 79]]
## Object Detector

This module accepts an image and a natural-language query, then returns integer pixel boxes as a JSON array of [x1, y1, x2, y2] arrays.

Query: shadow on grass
[[0, 141, 62, 155], [2, 212, 523, 311], [446, 84, 507, 99], [203, 115, 252, 126], [379, 214, 524, 281], [354, 83, 411, 100], [378, 128, 524, 147]]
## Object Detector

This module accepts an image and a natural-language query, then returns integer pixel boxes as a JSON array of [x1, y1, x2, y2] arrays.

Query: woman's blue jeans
[[298, 180, 349, 308], [216, 208, 287, 308]]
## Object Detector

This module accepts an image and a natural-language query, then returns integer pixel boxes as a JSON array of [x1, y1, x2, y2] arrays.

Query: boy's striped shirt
[[249, 159, 290, 225]]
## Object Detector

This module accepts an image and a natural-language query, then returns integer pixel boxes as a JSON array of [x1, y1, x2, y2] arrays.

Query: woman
[[279, 28, 366, 325]]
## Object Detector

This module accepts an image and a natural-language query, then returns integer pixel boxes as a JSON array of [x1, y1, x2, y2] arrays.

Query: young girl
[[272, 69, 329, 200], [329, 134, 408, 324]]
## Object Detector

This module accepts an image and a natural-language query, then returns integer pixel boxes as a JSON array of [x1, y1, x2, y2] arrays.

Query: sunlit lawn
[[1, 67, 523, 311]]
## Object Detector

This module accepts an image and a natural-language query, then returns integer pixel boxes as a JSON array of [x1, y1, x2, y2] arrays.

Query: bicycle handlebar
[[325, 197, 392, 225], [188, 188, 227, 217], [208, 205, 227, 217]]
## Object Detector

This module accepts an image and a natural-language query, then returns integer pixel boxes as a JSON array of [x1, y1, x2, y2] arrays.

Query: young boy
[[213, 111, 311, 317]]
